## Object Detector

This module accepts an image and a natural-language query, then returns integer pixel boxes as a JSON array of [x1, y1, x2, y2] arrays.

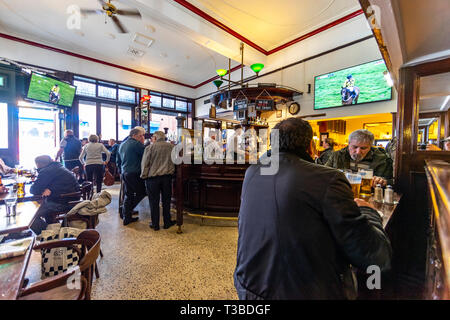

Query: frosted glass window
[[79, 101, 97, 139], [73, 80, 96, 97], [162, 97, 174, 109], [98, 86, 117, 99], [118, 107, 132, 141], [118, 89, 135, 103], [101, 104, 116, 140], [0, 103, 7, 148], [176, 100, 187, 111], [150, 94, 161, 107]]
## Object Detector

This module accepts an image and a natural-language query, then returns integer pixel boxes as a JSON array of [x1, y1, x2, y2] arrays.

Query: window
[[176, 100, 188, 111], [118, 89, 135, 103], [101, 104, 116, 140], [98, 85, 117, 99], [162, 96, 175, 109], [118, 106, 132, 140], [150, 93, 161, 108], [0, 75, 5, 88], [73, 80, 96, 97], [78, 101, 97, 139], [0, 103, 7, 148]]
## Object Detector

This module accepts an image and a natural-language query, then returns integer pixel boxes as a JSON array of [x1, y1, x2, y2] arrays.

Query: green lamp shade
[[213, 80, 223, 89], [216, 69, 228, 77], [251, 63, 264, 74]]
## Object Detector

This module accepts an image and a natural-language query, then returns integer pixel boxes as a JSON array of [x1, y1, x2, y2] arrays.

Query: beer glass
[[345, 172, 362, 199], [358, 169, 374, 198]]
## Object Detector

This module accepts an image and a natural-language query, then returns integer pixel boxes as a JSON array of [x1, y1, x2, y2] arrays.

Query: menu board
[[255, 99, 274, 111]]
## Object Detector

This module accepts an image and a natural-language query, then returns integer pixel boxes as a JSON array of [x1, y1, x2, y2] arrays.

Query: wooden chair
[[80, 181, 93, 201], [19, 230, 101, 300]]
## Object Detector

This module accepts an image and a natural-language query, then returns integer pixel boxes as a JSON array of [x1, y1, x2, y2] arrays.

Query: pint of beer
[[358, 169, 373, 197], [345, 172, 362, 199]]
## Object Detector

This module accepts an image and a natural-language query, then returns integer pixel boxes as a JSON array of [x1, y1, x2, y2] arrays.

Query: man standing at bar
[[118, 127, 146, 225], [325, 129, 393, 186], [141, 131, 176, 231], [234, 117, 391, 299]]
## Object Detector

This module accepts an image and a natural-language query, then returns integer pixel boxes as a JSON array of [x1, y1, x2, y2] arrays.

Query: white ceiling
[[0, 0, 363, 87], [183, 0, 361, 50]]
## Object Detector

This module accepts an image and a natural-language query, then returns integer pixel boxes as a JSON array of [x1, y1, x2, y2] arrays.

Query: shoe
[[123, 217, 138, 226], [163, 220, 177, 229], [149, 224, 159, 229], [132, 210, 139, 216]]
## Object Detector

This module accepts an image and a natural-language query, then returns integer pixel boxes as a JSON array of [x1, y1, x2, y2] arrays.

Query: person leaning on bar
[[234, 117, 392, 300], [325, 129, 393, 186]]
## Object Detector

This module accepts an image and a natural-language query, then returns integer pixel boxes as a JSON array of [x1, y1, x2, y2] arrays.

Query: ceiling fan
[[80, 0, 142, 34]]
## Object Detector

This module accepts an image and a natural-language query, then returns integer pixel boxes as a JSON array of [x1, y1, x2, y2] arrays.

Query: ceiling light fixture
[[212, 42, 264, 89]]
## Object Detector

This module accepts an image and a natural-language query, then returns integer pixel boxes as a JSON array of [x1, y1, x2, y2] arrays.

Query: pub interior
[[0, 0, 449, 302]]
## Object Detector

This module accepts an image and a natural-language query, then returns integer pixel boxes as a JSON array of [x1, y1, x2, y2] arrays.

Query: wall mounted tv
[[314, 59, 392, 110], [27, 72, 76, 107]]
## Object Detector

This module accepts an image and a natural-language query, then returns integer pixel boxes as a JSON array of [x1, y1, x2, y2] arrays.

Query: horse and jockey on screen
[[341, 74, 359, 105]]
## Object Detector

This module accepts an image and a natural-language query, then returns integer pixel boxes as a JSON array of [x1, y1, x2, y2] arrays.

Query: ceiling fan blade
[[116, 9, 141, 18], [111, 15, 128, 33], [80, 9, 103, 15]]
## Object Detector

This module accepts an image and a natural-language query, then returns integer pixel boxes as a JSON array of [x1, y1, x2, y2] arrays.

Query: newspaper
[[0, 237, 32, 260]]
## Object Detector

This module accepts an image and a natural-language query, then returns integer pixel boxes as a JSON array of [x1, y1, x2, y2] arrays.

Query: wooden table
[[0, 202, 40, 235], [0, 184, 41, 205], [0, 236, 35, 300]]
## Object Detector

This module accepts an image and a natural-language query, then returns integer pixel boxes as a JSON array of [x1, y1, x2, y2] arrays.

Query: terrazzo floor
[[25, 183, 239, 300]]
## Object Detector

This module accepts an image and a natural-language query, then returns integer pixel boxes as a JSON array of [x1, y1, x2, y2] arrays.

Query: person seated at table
[[325, 129, 393, 186], [29, 155, 80, 235], [0, 158, 14, 176]]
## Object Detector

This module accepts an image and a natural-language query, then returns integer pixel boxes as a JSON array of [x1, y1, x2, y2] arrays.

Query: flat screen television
[[27, 72, 76, 107], [314, 59, 392, 110]]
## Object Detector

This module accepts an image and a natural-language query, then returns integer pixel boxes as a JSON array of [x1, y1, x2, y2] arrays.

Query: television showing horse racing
[[314, 59, 392, 110]]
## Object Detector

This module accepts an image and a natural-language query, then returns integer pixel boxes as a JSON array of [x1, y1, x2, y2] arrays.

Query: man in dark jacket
[[29, 155, 80, 235], [234, 117, 391, 299], [317, 138, 335, 165], [55, 130, 82, 171], [118, 127, 146, 225], [325, 129, 393, 186]]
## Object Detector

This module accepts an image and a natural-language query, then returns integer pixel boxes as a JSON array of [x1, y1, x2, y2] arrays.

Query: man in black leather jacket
[[234, 117, 392, 299]]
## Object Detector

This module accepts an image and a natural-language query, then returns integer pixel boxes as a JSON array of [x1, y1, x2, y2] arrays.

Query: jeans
[[85, 164, 104, 193], [30, 201, 73, 235], [145, 175, 173, 227], [122, 172, 147, 221]]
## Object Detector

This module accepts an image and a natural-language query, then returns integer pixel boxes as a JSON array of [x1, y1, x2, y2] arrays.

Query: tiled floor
[[26, 183, 239, 300]]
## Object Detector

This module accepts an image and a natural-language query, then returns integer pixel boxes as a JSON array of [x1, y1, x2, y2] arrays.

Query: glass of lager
[[358, 169, 374, 198], [345, 172, 362, 199]]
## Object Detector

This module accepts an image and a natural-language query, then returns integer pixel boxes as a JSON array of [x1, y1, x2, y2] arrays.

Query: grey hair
[[153, 131, 165, 141], [348, 129, 374, 145], [35, 155, 53, 167], [129, 128, 143, 137], [133, 126, 145, 134]]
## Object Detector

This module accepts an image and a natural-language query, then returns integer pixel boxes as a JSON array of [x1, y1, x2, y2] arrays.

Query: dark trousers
[[145, 175, 172, 227], [64, 160, 85, 183], [122, 172, 147, 220], [86, 164, 104, 193], [30, 201, 72, 235]]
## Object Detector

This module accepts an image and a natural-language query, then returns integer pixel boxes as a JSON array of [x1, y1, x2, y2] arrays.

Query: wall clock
[[288, 102, 300, 115]]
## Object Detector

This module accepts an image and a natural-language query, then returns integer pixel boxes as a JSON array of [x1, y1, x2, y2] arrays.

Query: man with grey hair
[[55, 129, 82, 172], [118, 127, 146, 225], [141, 131, 176, 230], [29, 155, 80, 234], [325, 129, 393, 186]]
